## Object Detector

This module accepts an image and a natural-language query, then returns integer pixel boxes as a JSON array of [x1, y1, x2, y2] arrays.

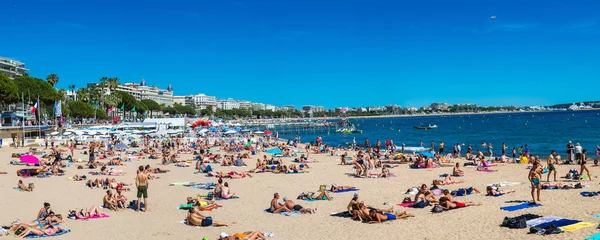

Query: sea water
[[279, 110, 600, 157]]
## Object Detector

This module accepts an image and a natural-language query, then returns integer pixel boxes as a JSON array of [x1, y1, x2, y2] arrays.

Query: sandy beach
[[1, 140, 598, 240]]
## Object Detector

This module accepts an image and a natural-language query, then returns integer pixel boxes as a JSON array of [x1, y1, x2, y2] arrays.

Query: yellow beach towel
[[560, 222, 595, 232]]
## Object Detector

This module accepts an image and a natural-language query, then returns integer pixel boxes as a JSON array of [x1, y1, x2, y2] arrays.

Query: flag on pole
[[131, 106, 136, 112], [31, 100, 38, 113], [120, 103, 124, 111], [56, 100, 62, 117]]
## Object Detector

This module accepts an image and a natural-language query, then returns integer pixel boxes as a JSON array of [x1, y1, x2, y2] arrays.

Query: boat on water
[[413, 124, 438, 130], [336, 118, 362, 134]]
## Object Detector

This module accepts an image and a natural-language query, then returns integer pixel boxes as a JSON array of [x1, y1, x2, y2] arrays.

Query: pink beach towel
[[398, 203, 414, 208], [76, 213, 110, 220]]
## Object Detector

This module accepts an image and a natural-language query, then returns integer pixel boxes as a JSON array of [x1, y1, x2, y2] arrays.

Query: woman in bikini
[[70, 205, 102, 219], [220, 182, 236, 199], [579, 149, 592, 181], [439, 197, 480, 210], [17, 180, 34, 191], [330, 184, 357, 192], [17, 224, 65, 238]]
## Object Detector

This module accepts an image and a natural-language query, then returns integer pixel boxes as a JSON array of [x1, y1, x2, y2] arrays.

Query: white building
[[217, 98, 240, 110], [279, 105, 295, 111], [265, 104, 276, 111], [302, 105, 325, 113], [65, 90, 77, 101], [116, 79, 174, 106], [173, 96, 186, 106], [237, 101, 252, 110], [187, 94, 217, 110], [0, 57, 28, 79]]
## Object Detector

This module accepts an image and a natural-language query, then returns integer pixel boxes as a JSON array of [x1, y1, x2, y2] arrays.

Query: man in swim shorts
[[136, 165, 149, 211], [528, 161, 542, 204], [547, 150, 557, 182], [283, 197, 315, 214]]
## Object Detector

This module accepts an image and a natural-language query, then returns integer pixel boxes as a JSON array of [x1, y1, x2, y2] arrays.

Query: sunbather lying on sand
[[283, 197, 316, 214], [439, 197, 480, 210], [298, 185, 332, 201], [432, 175, 464, 186], [187, 207, 232, 227], [330, 184, 356, 192], [187, 197, 223, 209], [367, 209, 413, 224], [68, 205, 102, 219], [15, 224, 65, 238], [218, 231, 273, 240], [486, 186, 515, 196]]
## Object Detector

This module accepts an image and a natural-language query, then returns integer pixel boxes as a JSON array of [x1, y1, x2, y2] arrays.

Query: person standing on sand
[[547, 151, 557, 182], [575, 143, 583, 163], [512, 148, 517, 162], [528, 161, 542, 204], [136, 165, 149, 211], [566, 141, 574, 164], [501, 142, 507, 156], [579, 150, 592, 182]]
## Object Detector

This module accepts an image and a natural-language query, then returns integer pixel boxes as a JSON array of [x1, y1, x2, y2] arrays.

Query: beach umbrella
[[264, 131, 273, 135], [224, 130, 237, 134], [63, 132, 73, 136], [49, 131, 59, 136], [20, 155, 39, 165], [115, 143, 128, 149], [253, 131, 264, 134], [198, 129, 209, 133], [75, 131, 84, 136]]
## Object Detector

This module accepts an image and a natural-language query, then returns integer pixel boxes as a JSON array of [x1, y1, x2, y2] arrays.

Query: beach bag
[[431, 205, 444, 213], [502, 217, 526, 229], [206, 192, 214, 200], [201, 217, 213, 227]]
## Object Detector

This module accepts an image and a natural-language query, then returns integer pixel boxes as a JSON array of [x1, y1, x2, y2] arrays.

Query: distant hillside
[[547, 101, 600, 109]]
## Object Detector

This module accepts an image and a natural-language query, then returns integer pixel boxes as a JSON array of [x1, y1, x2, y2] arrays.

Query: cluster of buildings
[[0, 57, 27, 79]]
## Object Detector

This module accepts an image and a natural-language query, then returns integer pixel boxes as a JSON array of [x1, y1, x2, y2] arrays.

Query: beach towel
[[189, 184, 216, 190], [398, 202, 414, 208], [213, 196, 239, 201], [303, 196, 333, 202], [586, 232, 600, 240], [170, 182, 203, 186], [500, 202, 542, 212], [328, 188, 359, 193], [535, 219, 580, 229], [264, 209, 300, 216], [477, 168, 497, 172], [75, 213, 110, 220], [581, 191, 599, 197], [367, 173, 397, 178], [24, 229, 71, 238], [526, 216, 563, 227], [559, 222, 594, 232], [13, 187, 22, 191]]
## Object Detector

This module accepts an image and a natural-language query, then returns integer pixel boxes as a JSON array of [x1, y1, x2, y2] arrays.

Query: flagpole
[[38, 96, 41, 137], [21, 92, 25, 147]]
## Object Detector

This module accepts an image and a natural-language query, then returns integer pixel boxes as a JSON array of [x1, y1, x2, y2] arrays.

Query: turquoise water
[[279, 110, 600, 156]]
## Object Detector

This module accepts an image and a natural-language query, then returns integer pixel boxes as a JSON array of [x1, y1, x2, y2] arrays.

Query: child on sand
[[528, 161, 542, 204]]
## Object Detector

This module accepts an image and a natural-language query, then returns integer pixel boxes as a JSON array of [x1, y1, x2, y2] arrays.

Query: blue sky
[[1, 0, 599, 108]]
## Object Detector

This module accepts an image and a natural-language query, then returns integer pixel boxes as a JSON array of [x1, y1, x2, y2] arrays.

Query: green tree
[[68, 84, 75, 97], [103, 93, 122, 110], [173, 103, 195, 116], [76, 88, 91, 102], [46, 73, 59, 87], [67, 100, 95, 118], [13, 76, 58, 106], [57, 88, 67, 101], [0, 74, 19, 106], [141, 99, 161, 117], [162, 106, 178, 116], [107, 77, 120, 91]]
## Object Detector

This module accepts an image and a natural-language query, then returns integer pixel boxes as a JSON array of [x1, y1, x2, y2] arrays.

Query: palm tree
[[57, 88, 67, 101], [108, 77, 120, 91], [76, 88, 90, 102], [68, 84, 76, 96], [46, 74, 59, 87]]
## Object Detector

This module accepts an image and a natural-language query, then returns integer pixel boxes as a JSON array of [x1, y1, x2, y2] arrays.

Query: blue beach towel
[[500, 202, 542, 212], [586, 232, 600, 240], [328, 188, 359, 193], [535, 219, 580, 229], [264, 208, 300, 216], [581, 192, 599, 197], [25, 229, 71, 238]]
